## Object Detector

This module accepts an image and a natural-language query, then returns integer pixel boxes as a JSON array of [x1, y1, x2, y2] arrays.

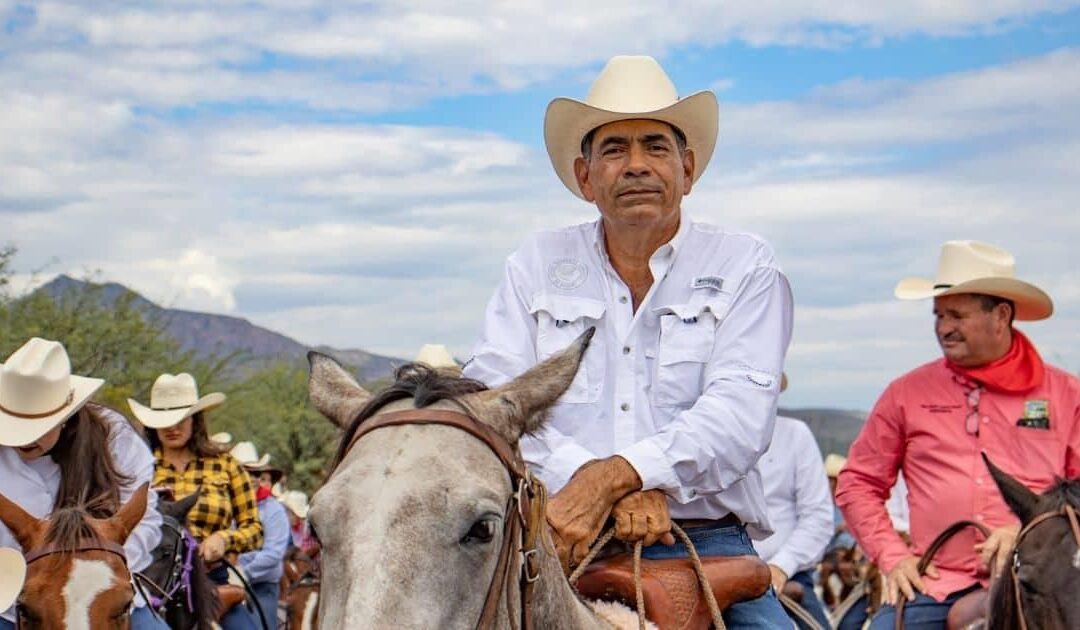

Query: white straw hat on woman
[[0, 338, 104, 447], [127, 373, 225, 429]]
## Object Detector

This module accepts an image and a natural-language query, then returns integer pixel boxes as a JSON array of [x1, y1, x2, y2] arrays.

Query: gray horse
[[306, 330, 633, 629]]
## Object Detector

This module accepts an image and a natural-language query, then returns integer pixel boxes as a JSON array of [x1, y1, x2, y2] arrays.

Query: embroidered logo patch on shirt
[[691, 275, 724, 291], [548, 258, 588, 291]]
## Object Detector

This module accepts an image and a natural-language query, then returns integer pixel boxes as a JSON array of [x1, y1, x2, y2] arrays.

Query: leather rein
[[895, 520, 991, 630], [341, 408, 548, 630]]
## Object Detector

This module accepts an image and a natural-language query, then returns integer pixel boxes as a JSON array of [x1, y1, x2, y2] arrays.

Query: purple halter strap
[[150, 529, 198, 613]]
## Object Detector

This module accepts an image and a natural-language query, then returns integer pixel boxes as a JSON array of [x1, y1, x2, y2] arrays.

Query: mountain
[[779, 407, 867, 458], [37, 275, 402, 380]]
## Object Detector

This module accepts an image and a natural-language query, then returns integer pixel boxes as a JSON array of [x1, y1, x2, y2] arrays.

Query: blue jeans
[[788, 569, 831, 630], [868, 585, 980, 629], [642, 522, 792, 629], [0, 606, 168, 630], [250, 580, 280, 630], [837, 594, 871, 630]]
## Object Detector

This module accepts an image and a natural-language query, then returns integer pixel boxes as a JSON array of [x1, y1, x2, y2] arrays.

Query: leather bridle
[[895, 520, 991, 630], [134, 513, 199, 616], [340, 408, 547, 630], [17, 538, 132, 628], [1008, 504, 1080, 630]]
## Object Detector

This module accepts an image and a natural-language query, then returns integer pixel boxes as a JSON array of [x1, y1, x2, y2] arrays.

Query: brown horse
[[281, 547, 320, 629], [985, 456, 1080, 630], [0, 484, 149, 629]]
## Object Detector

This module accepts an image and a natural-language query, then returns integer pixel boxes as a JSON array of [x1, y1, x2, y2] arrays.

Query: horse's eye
[[460, 518, 497, 545]]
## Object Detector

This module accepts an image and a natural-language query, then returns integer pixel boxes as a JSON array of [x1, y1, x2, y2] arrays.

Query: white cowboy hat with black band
[[0, 338, 105, 448], [894, 240, 1053, 321], [231, 441, 283, 484], [127, 373, 226, 430], [0, 547, 26, 611], [544, 55, 719, 200]]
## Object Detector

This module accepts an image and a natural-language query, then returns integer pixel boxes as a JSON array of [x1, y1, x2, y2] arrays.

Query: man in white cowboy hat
[[752, 375, 833, 629], [280, 490, 319, 555], [465, 55, 793, 626], [836, 240, 1080, 629], [232, 442, 290, 630]]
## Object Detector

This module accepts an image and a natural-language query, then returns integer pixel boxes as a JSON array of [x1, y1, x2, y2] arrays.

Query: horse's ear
[[460, 328, 594, 444], [307, 351, 373, 430], [112, 484, 149, 543], [0, 490, 43, 550], [983, 453, 1040, 524], [171, 489, 201, 520]]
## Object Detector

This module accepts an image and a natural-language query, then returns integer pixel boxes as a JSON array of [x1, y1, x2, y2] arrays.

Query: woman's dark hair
[[146, 411, 227, 458], [50, 402, 133, 518]]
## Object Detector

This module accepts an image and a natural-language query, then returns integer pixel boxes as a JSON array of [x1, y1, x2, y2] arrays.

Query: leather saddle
[[215, 584, 247, 620], [575, 555, 771, 630], [946, 588, 988, 630]]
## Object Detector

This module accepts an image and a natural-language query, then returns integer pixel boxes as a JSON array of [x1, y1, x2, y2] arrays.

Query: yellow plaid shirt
[[153, 450, 264, 554]]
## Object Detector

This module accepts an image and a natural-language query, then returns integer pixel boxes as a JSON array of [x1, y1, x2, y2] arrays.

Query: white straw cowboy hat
[[0, 338, 105, 448], [544, 55, 719, 200], [210, 431, 233, 446], [0, 547, 26, 611], [824, 454, 847, 478], [281, 490, 310, 519], [894, 240, 1053, 321], [127, 373, 226, 430], [414, 344, 459, 369], [231, 441, 283, 484]]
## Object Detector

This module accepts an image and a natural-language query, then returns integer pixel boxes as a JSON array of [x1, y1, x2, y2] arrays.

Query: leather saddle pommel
[[575, 555, 771, 630]]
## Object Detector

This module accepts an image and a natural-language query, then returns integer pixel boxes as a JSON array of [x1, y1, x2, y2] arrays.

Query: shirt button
[[622, 346, 631, 355], [619, 296, 628, 304], [976, 514, 985, 521], [982, 416, 990, 424], [975, 478, 983, 485], [620, 403, 630, 412]]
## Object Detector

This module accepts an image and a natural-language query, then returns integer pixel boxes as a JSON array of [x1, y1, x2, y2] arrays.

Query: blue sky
[[3, 1, 1079, 408]]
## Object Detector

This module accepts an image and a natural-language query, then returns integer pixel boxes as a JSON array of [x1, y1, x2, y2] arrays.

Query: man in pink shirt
[[836, 240, 1080, 629]]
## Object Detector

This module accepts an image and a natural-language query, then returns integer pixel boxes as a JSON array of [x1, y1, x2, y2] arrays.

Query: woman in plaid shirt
[[129, 373, 264, 630]]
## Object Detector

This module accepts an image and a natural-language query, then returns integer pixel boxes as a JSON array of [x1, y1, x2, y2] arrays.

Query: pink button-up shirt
[[836, 358, 1080, 601]]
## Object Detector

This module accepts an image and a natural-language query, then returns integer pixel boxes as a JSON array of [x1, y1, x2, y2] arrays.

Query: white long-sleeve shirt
[[752, 416, 834, 577], [0, 405, 162, 620], [464, 214, 793, 537]]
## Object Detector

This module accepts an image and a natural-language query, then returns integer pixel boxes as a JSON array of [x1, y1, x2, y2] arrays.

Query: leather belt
[[674, 513, 742, 530]]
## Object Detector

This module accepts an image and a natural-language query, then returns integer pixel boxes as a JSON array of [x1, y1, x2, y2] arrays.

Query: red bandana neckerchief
[[256, 485, 273, 502], [948, 329, 1045, 394]]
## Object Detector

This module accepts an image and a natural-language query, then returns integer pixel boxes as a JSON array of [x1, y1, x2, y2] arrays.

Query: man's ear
[[681, 148, 695, 196], [573, 157, 595, 202]]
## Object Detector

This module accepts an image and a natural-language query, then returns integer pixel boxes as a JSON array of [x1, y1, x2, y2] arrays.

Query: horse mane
[[44, 506, 103, 552], [987, 476, 1080, 630], [187, 541, 219, 630], [332, 363, 489, 471]]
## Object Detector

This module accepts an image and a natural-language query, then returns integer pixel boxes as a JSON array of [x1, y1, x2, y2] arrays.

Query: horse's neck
[[521, 528, 610, 630]]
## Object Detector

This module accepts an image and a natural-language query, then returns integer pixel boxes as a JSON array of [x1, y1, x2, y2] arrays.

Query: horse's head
[[143, 489, 217, 630], [985, 454, 1080, 630], [307, 329, 593, 629], [0, 484, 148, 629]]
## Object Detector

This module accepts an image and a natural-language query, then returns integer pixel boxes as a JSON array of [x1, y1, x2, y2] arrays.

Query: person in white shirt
[[464, 55, 793, 628], [753, 376, 833, 629], [0, 338, 165, 630]]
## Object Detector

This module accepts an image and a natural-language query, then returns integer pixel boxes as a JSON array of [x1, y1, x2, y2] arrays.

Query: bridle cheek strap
[[345, 408, 547, 630], [1010, 504, 1080, 630]]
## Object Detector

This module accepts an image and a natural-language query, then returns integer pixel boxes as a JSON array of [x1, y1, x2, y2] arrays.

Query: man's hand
[[974, 523, 1019, 575], [200, 531, 228, 563], [885, 555, 938, 605], [612, 490, 675, 547], [768, 564, 788, 594], [547, 457, 642, 573]]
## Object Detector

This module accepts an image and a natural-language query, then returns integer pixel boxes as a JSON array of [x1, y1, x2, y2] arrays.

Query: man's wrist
[[601, 456, 643, 504]]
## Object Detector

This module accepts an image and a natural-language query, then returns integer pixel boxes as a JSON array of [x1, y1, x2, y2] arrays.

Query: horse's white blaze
[[62, 559, 114, 630], [301, 591, 319, 630]]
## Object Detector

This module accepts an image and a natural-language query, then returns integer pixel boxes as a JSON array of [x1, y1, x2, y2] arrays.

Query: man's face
[[573, 119, 694, 229], [934, 294, 1011, 366]]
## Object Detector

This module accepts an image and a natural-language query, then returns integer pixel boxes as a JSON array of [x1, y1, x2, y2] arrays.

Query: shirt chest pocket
[[532, 295, 606, 404], [198, 472, 233, 525], [650, 301, 724, 408]]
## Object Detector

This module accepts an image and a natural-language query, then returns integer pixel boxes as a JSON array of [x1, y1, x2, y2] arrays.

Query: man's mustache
[[941, 333, 965, 343]]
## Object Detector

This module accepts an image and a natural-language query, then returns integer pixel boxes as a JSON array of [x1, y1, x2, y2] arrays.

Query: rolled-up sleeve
[[835, 384, 910, 574], [464, 254, 599, 490], [617, 265, 794, 501]]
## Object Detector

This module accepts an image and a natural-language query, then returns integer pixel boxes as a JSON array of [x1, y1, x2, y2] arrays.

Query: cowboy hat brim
[[0, 374, 104, 448], [894, 276, 1053, 321], [0, 547, 26, 611], [243, 462, 284, 485], [127, 392, 226, 429], [544, 90, 719, 200]]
